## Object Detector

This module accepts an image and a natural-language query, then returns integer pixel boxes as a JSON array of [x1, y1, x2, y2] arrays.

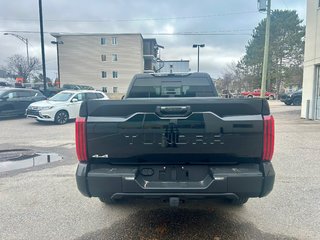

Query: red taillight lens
[[263, 115, 275, 161], [75, 117, 88, 162]]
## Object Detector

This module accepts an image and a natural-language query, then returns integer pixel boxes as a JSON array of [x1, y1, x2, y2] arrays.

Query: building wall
[[301, 0, 320, 119], [143, 38, 158, 72], [56, 34, 144, 93]]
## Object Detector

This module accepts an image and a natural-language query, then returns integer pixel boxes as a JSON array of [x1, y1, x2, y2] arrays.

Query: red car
[[241, 89, 276, 100]]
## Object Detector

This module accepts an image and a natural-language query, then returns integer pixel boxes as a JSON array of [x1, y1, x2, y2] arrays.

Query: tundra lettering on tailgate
[[124, 132, 224, 146]]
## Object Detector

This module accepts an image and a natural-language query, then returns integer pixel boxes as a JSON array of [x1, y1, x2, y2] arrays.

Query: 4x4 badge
[[92, 154, 109, 158]]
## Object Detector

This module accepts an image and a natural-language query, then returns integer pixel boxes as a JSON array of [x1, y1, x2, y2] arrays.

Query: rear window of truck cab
[[128, 76, 218, 98]]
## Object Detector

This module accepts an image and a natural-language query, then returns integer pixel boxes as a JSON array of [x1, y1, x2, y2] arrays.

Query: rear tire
[[284, 102, 292, 106], [54, 110, 69, 125], [269, 95, 275, 100], [226, 196, 249, 206], [247, 95, 253, 98]]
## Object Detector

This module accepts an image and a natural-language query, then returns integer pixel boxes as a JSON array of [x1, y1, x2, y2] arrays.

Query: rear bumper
[[76, 162, 275, 200]]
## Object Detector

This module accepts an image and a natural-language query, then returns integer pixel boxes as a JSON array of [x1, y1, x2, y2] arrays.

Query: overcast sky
[[0, 0, 306, 79]]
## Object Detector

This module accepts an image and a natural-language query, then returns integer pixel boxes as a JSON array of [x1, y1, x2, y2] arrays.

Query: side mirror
[[71, 98, 78, 103], [121, 95, 125, 100]]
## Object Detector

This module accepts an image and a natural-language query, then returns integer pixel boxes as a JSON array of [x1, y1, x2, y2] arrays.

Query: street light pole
[[260, 0, 271, 98], [3, 33, 29, 67], [51, 40, 63, 88], [38, 0, 47, 92], [193, 44, 205, 72]]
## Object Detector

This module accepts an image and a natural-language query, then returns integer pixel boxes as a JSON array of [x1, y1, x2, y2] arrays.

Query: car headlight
[[39, 106, 54, 110]]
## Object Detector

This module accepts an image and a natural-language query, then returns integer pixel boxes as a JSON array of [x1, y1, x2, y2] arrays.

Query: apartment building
[[51, 33, 161, 93], [301, 0, 320, 119]]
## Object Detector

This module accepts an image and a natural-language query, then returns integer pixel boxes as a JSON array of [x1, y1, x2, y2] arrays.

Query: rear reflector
[[263, 115, 275, 161], [75, 117, 88, 162]]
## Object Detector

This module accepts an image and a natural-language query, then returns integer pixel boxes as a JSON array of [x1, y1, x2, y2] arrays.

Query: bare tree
[[220, 62, 243, 93], [3, 54, 41, 82]]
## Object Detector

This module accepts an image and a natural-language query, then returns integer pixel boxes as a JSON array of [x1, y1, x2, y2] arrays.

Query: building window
[[113, 87, 118, 93], [112, 54, 118, 62], [112, 37, 117, 45], [112, 71, 118, 79], [101, 71, 107, 78], [101, 37, 106, 45], [102, 87, 108, 93], [101, 54, 106, 62]]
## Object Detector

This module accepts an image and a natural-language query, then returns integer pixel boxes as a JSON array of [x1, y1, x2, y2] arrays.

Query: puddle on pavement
[[0, 150, 62, 173]]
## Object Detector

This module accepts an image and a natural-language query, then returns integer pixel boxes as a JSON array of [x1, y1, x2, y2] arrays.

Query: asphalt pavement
[[0, 101, 319, 240]]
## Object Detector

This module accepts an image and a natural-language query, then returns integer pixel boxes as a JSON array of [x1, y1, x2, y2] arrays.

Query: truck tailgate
[[81, 98, 269, 164]]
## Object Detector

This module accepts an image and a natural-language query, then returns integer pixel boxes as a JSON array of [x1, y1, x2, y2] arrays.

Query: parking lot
[[1, 101, 320, 240]]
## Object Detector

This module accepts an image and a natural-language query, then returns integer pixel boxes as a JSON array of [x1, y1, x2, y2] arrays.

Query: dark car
[[40, 87, 63, 98], [0, 88, 46, 118], [0, 81, 13, 87], [280, 89, 302, 106]]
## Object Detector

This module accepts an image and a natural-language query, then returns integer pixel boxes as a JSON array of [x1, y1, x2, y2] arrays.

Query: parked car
[[26, 90, 108, 124], [241, 89, 276, 100], [0, 88, 46, 118], [280, 89, 302, 106], [0, 81, 13, 87], [40, 87, 63, 98]]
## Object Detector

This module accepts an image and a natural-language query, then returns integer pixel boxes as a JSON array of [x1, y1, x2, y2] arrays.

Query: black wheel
[[226, 196, 249, 206], [284, 101, 292, 106], [292, 97, 301, 106], [247, 95, 253, 98], [269, 95, 275, 100], [54, 110, 69, 124]]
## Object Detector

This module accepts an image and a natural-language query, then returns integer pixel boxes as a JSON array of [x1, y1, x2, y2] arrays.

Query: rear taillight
[[75, 117, 88, 162], [263, 115, 275, 161]]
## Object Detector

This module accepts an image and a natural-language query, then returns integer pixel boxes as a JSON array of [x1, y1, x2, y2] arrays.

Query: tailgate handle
[[156, 106, 191, 117]]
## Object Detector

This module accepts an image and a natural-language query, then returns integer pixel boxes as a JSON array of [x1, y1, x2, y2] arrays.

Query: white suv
[[26, 90, 109, 124]]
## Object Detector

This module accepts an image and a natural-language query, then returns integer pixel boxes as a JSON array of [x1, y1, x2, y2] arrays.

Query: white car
[[26, 90, 109, 124]]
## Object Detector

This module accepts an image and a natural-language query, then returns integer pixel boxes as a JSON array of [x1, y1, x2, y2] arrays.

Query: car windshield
[[49, 92, 73, 101]]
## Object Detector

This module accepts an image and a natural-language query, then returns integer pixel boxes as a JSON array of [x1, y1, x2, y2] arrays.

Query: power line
[[0, 30, 252, 36], [0, 11, 258, 23]]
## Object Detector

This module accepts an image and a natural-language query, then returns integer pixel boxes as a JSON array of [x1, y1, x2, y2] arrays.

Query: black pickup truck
[[75, 72, 275, 206]]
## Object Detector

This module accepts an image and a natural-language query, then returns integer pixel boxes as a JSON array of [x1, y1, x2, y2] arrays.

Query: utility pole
[[260, 0, 271, 98], [38, 0, 47, 91]]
